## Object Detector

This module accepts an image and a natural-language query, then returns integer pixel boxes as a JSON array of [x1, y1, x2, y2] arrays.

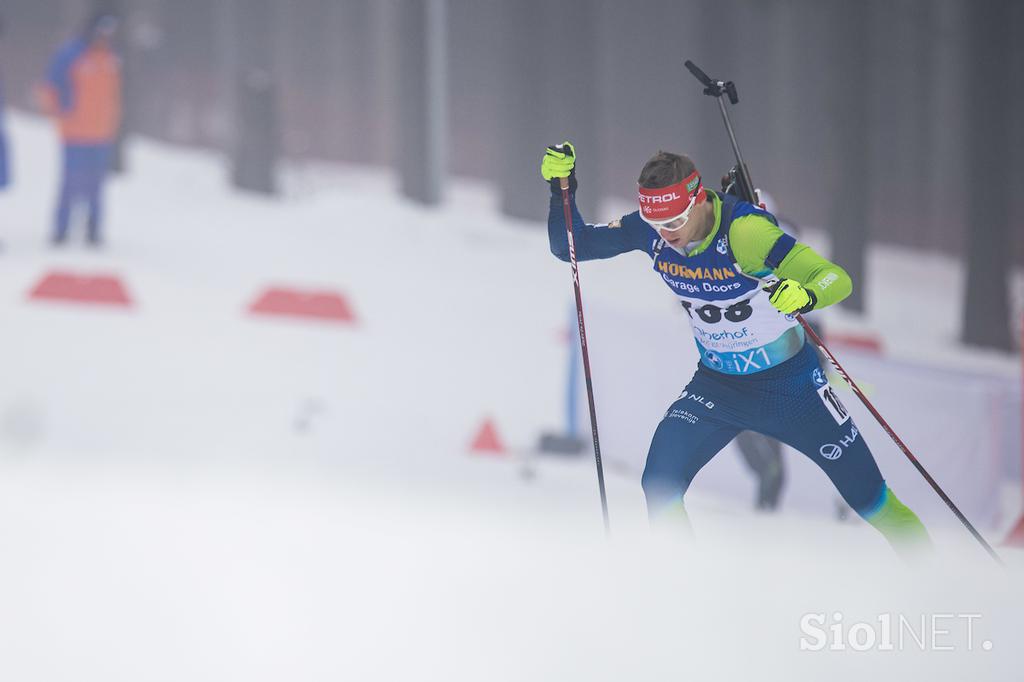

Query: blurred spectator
[[723, 186, 785, 512], [731, 189, 825, 513], [734, 430, 784, 511], [39, 12, 121, 247], [0, 16, 9, 192]]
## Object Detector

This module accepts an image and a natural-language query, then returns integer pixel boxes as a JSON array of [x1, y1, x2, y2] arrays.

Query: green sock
[[649, 493, 693, 536], [865, 487, 931, 557]]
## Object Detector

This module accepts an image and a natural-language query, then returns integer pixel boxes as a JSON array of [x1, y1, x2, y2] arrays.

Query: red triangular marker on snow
[[1004, 516, 1024, 547], [248, 287, 356, 324], [470, 418, 506, 456], [28, 270, 133, 307]]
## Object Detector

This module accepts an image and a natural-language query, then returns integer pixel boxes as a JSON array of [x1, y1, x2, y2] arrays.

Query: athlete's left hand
[[764, 279, 817, 315]]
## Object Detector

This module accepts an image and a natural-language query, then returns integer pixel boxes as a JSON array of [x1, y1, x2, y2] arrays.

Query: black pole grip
[[684, 60, 714, 88], [725, 81, 739, 105]]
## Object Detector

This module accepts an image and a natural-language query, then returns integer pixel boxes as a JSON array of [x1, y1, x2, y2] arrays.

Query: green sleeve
[[729, 214, 853, 309]]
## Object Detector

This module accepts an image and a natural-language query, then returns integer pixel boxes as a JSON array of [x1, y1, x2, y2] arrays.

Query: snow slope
[[0, 112, 1022, 681]]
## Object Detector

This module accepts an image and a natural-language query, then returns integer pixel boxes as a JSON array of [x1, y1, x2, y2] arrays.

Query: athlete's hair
[[638, 151, 697, 189]]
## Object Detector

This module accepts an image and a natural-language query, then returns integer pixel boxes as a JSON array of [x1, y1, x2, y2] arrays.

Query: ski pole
[[558, 164, 611, 535], [799, 320, 1003, 564], [683, 59, 1003, 565]]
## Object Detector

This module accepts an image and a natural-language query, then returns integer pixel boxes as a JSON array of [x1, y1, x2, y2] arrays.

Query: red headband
[[638, 170, 705, 223]]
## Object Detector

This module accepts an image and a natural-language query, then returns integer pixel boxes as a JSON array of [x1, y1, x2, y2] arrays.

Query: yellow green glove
[[764, 278, 817, 314], [541, 141, 575, 181]]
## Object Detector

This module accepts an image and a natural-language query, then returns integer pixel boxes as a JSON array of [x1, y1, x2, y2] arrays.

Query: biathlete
[[542, 142, 929, 556]]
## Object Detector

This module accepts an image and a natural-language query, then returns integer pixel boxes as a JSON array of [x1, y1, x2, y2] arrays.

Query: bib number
[[680, 299, 753, 324], [817, 384, 850, 425]]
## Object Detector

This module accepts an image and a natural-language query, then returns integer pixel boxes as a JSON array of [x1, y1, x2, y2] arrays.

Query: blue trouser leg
[[751, 344, 929, 553], [54, 144, 111, 243], [54, 190, 72, 242], [54, 147, 78, 243], [753, 371, 886, 516], [86, 176, 102, 243], [641, 383, 740, 520], [0, 129, 10, 189], [84, 144, 111, 243], [764, 415, 886, 515], [641, 343, 928, 554]]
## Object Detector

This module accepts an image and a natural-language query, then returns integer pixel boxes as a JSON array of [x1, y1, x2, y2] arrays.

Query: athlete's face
[[658, 199, 713, 248]]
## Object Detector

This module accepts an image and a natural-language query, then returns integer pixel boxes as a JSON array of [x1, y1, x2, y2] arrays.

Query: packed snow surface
[[0, 113, 1021, 680]]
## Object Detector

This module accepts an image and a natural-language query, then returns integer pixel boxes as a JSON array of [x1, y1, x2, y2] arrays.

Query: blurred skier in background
[[725, 190, 790, 512], [40, 11, 121, 247], [741, 188, 858, 521], [542, 142, 930, 557], [733, 429, 784, 511]]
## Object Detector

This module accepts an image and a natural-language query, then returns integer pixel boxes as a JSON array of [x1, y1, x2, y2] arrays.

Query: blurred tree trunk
[[396, 0, 446, 205], [924, 0, 969, 266], [828, 0, 870, 313], [961, 0, 1013, 350], [230, 0, 278, 195], [498, 0, 601, 222], [545, 0, 601, 220], [691, 0, 740, 179], [496, 0, 548, 221]]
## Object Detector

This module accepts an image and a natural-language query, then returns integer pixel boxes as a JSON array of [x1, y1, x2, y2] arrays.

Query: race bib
[[817, 384, 850, 425]]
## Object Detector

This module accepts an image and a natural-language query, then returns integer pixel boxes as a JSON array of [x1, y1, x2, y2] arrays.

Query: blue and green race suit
[[547, 184, 929, 555]]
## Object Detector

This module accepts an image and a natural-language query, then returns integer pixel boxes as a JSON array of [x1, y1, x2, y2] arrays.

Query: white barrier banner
[[575, 299, 1020, 530]]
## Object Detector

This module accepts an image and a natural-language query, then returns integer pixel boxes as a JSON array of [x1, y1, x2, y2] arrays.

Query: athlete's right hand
[[541, 141, 576, 182]]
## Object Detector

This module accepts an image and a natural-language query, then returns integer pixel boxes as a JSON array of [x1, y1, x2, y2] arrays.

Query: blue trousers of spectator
[[54, 142, 112, 243], [0, 129, 9, 190]]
